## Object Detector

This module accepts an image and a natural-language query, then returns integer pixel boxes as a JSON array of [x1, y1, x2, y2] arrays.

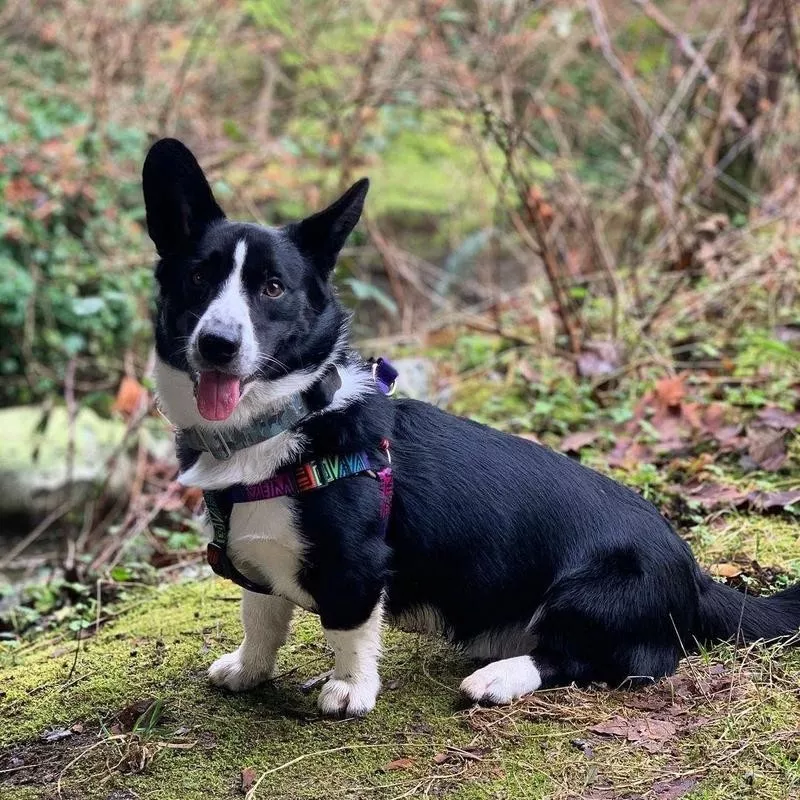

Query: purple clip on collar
[[372, 357, 398, 396]]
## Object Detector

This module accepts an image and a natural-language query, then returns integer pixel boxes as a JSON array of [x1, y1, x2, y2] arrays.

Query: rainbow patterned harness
[[203, 358, 398, 595], [204, 450, 393, 595]]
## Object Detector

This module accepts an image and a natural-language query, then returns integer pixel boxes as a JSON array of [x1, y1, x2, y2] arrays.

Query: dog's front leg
[[318, 598, 383, 717], [209, 591, 294, 691]]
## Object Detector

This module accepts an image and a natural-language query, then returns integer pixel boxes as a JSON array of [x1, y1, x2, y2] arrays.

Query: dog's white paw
[[460, 656, 542, 705], [318, 674, 380, 717], [208, 649, 272, 692]]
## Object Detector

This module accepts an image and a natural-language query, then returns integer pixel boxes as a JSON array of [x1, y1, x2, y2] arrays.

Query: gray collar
[[180, 365, 342, 460]]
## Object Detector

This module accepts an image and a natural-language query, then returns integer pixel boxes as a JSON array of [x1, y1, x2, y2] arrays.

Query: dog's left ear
[[142, 138, 225, 257], [289, 178, 369, 277]]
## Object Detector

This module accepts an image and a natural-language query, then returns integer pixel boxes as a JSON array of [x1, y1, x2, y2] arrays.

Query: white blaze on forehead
[[189, 237, 258, 373], [205, 237, 249, 326], [234, 239, 248, 272]]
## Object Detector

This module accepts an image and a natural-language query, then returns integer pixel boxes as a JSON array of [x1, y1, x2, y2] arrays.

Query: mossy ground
[[2, 513, 799, 800]]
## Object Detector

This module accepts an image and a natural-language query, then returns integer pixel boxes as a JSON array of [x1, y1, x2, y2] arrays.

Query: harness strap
[[198, 358, 398, 594], [203, 451, 393, 595], [205, 490, 273, 595]]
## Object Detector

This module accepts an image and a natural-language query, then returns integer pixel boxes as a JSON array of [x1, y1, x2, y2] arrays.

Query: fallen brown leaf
[[747, 489, 800, 510], [241, 767, 257, 793], [113, 698, 157, 733], [745, 427, 787, 472], [755, 406, 800, 430], [625, 695, 669, 713], [577, 341, 622, 378], [709, 562, 742, 578], [607, 440, 652, 470], [384, 757, 415, 771], [560, 431, 599, 453], [684, 483, 748, 510], [653, 777, 698, 800], [701, 402, 730, 434], [590, 715, 677, 749], [655, 375, 685, 409], [714, 424, 744, 448]]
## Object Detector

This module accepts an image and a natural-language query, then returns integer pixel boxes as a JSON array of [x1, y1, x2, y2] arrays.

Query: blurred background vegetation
[[2, 4, 800, 797], [1, 0, 798, 626], [2, 0, 797, 407]]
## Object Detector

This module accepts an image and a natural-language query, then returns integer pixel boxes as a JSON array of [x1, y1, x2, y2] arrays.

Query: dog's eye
[[263, 278, 284, 298], [191, 270, 205, 287]]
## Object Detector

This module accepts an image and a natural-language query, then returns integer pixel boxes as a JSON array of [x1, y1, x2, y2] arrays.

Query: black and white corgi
[[142, 138, 800, 717]]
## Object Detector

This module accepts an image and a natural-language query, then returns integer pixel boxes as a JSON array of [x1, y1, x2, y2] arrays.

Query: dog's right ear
[[142, 138, 224, 257]]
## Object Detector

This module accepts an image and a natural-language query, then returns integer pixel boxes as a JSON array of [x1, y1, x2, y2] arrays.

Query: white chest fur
[[225, 496, 316, 610], [157, 358, 375, 612]]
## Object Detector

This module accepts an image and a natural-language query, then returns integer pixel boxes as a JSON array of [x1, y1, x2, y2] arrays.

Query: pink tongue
[[196, 372, 241, 421]]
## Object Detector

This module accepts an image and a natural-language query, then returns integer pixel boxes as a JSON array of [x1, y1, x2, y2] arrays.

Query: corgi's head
[[142, 138, 368, 429]]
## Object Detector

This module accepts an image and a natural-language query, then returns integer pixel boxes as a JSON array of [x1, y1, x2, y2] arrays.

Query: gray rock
[[391, 357, 435, 402], [0, 405, 135, 518]]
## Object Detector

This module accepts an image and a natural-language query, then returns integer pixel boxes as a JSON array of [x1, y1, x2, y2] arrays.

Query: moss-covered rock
[[0, 405, 134, 517]]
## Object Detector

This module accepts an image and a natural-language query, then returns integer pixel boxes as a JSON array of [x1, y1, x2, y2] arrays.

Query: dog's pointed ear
[[142, 138, 224, 257], [289, 178, 369, 277]]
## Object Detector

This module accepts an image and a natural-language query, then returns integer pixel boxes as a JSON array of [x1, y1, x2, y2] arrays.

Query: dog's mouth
[[194, 371, 245, 422]]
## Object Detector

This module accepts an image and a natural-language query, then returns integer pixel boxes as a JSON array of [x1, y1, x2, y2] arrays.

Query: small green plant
[[0, 96, 151, 406]]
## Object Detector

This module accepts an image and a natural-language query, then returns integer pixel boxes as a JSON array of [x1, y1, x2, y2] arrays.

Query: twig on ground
[[0, 498, 81, 570]]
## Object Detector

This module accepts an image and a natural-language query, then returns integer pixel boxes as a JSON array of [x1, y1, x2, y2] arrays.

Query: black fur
[[143, 138, 800, 693], [144, 139, 359, 380]]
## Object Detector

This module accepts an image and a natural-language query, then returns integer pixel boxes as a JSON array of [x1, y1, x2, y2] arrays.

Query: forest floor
[[2, 311, 800, 799], [1, 565, 798, 800]]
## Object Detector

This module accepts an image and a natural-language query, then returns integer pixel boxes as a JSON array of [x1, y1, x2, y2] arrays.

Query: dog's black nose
[[197, 331, 240, 366]]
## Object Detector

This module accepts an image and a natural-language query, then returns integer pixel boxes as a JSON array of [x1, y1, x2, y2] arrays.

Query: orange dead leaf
[[709, 563, 742, 579], [4, 177, 38, 204], [384, 758, 415, 771], [181, 486, 204, 513], [113, 376, 147, 416], [654, 376, 685, 409], [425, 328, 458, 348]]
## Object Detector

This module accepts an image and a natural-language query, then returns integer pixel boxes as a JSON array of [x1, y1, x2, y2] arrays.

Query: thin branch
[[631, 0, 721, 92]]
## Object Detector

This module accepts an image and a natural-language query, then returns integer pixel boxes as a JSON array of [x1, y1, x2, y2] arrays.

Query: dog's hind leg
[[208, 591, 295, 691], [460, 656, 543, 704]]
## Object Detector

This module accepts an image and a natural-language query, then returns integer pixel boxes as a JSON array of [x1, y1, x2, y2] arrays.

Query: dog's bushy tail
[[695, 578, 800, 645]]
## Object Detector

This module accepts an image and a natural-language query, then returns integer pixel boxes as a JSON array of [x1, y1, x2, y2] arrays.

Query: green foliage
[[734, 329, 800, 374], [0, 95, 151, 406]]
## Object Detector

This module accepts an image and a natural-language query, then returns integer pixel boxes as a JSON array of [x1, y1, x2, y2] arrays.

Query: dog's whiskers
[[258, 353, 290, 376]]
